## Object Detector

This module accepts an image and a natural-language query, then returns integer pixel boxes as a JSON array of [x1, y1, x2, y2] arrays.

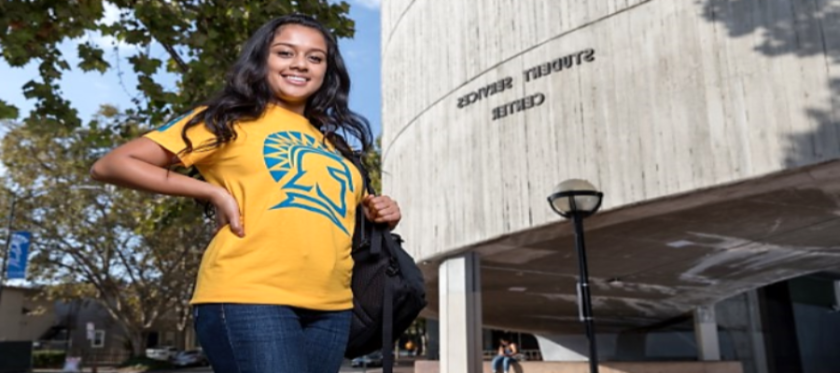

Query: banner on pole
[[6, 231, 31, 280]]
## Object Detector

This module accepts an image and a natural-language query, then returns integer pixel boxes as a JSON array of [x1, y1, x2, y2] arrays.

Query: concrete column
[[715, 289, 769, 373], [745, 290, 769, 373], [439, 253, 483, 373], [694, 305, 721, 361]]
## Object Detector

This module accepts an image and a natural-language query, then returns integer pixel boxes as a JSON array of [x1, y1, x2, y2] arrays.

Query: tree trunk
[[129, 331, 146, 357]]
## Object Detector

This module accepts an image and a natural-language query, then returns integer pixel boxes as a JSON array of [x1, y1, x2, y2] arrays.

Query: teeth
[[286, 75, 306, 83]]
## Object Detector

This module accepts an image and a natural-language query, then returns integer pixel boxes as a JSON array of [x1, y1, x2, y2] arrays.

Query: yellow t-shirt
[[144, 104, 363, 310]]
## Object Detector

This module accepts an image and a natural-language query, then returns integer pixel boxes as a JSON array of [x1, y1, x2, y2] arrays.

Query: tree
[[1, 107, 213, 356], [362, 135, 382, 194], [0, 0, 357, 131]]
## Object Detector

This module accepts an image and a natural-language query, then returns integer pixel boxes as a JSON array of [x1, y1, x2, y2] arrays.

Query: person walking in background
[[491, 335, 519, 373], [90, 14, 401, 373]]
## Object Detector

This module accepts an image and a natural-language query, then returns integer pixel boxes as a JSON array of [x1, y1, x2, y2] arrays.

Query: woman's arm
[[91, 138, 216, 198], [90, 137, 244, 237]]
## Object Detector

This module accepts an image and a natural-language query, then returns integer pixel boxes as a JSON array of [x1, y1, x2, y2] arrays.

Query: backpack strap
[[382, 278, 395, 373], [350, 151, 396, 373], [351, 152, 382, 255]]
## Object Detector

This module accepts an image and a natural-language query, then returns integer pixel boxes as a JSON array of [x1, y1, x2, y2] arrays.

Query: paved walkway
[[34, 362, 416, 373]]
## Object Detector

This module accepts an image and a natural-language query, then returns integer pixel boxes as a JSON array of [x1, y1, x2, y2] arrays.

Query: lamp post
[[547, 179, 603, 373]]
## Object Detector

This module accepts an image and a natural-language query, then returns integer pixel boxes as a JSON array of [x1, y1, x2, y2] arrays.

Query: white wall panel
[[381, 0, 840, 260]]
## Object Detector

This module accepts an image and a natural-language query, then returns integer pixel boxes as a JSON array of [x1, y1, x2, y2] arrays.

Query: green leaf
[[0, 100, 20, 120], [129, 54, 162, 76], [77, 42, 110, 73]]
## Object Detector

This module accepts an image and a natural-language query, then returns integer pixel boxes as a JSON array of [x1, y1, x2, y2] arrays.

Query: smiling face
[[266, 24, 329, 114]]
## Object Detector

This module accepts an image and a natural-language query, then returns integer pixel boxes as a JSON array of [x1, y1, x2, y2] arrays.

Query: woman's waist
[[190, 279, 354, 311], [201, 245, 353, 276]]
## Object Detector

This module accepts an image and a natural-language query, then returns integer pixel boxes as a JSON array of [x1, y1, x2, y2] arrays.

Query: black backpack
[[346, 157, 427, 373]]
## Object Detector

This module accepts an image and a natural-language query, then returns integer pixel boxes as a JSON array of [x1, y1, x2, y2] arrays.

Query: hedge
[[32, 350, 66, 368]]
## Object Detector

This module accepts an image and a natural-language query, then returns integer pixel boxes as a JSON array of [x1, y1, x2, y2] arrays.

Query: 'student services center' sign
[[455, 49, 596, 120]]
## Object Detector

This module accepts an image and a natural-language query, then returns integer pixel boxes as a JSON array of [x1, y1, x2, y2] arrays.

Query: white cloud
[[351, 0, 381, 10]]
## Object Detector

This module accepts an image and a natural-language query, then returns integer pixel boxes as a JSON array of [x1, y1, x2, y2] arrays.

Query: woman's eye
[[277, 51, 293, 57], [309, 56, 324, 63]]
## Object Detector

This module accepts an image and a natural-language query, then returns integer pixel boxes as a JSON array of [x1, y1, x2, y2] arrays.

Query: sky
[[0, 0, 383, 136]]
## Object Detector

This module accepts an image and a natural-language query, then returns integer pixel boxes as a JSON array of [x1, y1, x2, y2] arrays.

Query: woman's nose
[[291, 55, 307, 70]]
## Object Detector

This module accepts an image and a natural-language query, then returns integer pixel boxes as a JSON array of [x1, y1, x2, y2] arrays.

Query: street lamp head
[[547, 179, 604, 219]]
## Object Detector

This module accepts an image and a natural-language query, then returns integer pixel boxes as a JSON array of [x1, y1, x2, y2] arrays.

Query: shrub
[[32, 350, 67, 368], [117, 356, 175, 372]]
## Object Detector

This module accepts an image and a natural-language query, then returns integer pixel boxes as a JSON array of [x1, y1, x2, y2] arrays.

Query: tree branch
[[158, 41, 189, 74]]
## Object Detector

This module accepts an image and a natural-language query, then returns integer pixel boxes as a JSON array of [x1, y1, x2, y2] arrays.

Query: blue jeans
[[194, 304, 351, 373], [491, 355, 514, 373]]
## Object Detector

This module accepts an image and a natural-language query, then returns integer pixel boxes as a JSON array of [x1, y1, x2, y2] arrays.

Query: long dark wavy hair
[[179, 14, 372, 159]]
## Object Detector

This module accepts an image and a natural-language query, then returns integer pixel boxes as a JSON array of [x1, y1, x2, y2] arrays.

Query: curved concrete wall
[[381, 0, 840, 261]]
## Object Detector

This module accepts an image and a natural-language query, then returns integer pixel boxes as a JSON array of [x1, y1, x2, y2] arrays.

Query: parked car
[[146, 346, 178, 361], [350, 352, 383, 368], [172, 349, 208, 367]]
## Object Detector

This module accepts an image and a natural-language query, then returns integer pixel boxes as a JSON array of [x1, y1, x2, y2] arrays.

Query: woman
[[90, 14, 401, 373], [491, 336, 519, 373]]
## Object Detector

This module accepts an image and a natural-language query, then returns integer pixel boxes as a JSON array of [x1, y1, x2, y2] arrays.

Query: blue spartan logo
[[157, 110, 192, 132], [263, 131, 355, 235]]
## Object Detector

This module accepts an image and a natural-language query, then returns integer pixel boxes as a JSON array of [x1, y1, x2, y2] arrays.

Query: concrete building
[[0, 286, 195, 364], [0, 286, 54, 342], [381, 0, 840, 372]]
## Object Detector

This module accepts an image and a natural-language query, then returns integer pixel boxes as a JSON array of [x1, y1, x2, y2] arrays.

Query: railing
[[483, 349, 543, 361], [32, 340, 70, 351], [73, 350, 131, 365], [33, 341, 131, 365]]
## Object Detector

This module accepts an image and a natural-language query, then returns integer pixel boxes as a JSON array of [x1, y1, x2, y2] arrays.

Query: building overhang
[[418, 159, 840, 334]]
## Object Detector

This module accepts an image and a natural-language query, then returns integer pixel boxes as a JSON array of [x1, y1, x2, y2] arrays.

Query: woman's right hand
[[90, 138, 244, 236], [210, 187, 244, 237]]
